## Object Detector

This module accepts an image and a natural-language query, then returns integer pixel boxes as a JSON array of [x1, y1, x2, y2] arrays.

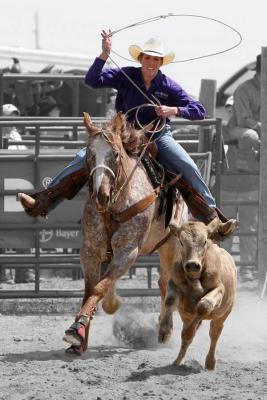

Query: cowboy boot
[[18, 168, 88, 218], [175, 177, 237, 240]]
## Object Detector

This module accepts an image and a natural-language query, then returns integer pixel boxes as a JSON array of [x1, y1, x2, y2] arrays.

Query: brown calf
[[158, 218, 237, 370]]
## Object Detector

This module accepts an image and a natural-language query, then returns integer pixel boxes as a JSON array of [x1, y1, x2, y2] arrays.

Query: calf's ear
[[207, 218, 237, 242], [207, 217, 220, 239]]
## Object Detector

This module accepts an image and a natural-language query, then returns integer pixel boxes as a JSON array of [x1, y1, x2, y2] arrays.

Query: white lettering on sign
[[39, 229, 79, 243], [56, 229, 79, 239], [4, 178, 34, 212]]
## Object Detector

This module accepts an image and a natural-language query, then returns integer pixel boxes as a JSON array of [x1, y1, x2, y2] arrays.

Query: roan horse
[[63, 112, 188, 353]]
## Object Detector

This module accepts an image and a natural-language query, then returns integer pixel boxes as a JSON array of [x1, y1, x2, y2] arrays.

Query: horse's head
[[84, 112, 140, 211]]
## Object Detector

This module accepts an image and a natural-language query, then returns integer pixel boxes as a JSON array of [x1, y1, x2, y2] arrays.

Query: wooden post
[[258, 47, 267, 294], [198, 79, 217, 152]]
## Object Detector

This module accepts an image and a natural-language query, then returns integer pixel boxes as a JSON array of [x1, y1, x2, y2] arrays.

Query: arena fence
[[0, 117, 240, 299]]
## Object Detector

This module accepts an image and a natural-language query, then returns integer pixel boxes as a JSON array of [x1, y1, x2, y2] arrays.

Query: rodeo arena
[[0, 15, 267, 400]]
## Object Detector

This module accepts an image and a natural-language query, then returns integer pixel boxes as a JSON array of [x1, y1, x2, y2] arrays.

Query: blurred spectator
[[38, 96, 62, 117], [10, 57, 22, 73], [105, 89, 117, 119], [224, 95, 234, 117], [2, 104, 26, 150], [227, 54, 261, 171], [221, 65, 260, 283]]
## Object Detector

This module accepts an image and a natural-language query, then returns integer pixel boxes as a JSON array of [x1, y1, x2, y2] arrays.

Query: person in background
[[221, 67, 260, 282], [224, 95, 234, 118], [18, 33, 236, 239], [227, 54, 261, 171], [2, 104, 26, 150], [10, 57, 22, 74], [38, 96, 62, 118]]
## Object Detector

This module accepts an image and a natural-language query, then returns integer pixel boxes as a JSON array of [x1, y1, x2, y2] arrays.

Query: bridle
[[87, 129, 130, 209], [89, 164, 116, 180], [85, 122, 181, 261]]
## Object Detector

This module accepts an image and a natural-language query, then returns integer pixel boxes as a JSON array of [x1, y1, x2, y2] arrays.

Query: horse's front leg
[[77, 245, 139, 319], [63, 243, 101, 353]]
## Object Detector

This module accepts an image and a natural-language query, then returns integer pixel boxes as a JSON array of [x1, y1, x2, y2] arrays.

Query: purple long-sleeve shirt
[[85, 57, 205, 125]]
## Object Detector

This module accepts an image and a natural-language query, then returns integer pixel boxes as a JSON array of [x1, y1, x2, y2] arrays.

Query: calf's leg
[[158, 279, 179, 343], [173, 317, 201, 366], [205, 314, 228, 370], [197, 285, 225, 318], [158, 238, 179, 326]]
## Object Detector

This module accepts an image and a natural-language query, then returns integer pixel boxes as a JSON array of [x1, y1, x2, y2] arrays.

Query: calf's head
[[169, 219, 220, 278]]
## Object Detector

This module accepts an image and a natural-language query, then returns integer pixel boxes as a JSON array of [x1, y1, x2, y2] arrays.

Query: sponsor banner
[[0, 150, 85, 247], [0, 228, 82, 248]]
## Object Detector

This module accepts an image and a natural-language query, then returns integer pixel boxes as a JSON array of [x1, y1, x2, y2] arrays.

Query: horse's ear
[[169, 220, 182, 237], [112, 112, 127, 135], [83, 112, 95, 136]]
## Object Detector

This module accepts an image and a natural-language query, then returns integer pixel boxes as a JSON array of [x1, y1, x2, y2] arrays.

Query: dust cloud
[[219, 290, 267, 362], [111, 290, 267, 363], [112, 305, 159, 349]]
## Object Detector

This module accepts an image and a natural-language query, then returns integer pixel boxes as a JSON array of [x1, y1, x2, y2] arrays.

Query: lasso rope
[[108, 13, 242, 63], [105, 12, 242, 129], [104, 12, 241, 171]]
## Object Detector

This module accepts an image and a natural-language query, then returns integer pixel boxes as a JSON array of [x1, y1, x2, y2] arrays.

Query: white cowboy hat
[[129, 38, 175, 66]]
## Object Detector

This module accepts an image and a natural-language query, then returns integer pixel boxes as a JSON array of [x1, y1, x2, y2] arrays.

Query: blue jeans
[[47, 147, 87, 211], [151, 126, 216, 207], [48, 126, 216, 210]]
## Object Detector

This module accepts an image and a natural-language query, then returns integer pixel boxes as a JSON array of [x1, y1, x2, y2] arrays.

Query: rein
[[111, 117, 163, 204]]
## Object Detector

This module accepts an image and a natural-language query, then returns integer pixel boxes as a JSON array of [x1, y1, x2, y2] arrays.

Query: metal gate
[[0, 117, 222, 298]]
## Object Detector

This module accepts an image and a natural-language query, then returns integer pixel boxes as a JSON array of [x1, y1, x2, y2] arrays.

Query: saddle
[[141, 148, 219, 226], [141, 149, 180, 228]]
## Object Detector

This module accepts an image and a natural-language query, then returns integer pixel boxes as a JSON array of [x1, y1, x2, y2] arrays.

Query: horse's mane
[[103, 120, 146, 155]]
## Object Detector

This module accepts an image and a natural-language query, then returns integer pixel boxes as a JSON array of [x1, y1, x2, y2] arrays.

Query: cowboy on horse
[[18, 30, 236, 237]]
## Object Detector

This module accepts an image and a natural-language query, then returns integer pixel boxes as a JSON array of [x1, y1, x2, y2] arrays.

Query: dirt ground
[[0, 276, 267, 400]]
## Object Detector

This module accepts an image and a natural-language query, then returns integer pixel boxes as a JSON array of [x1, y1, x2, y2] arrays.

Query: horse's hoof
[[65, 344, 84, 355], [158, 327, 172, 344], [102, 296, 122, 314], [63, 322, 85, 347]]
